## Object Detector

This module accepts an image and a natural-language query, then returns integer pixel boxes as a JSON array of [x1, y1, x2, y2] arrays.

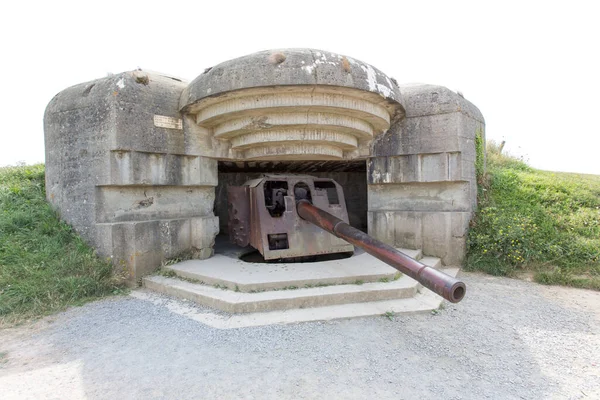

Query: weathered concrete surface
[[182, 85, 401, 160], [368, 84, 485, 265], [44, 71, 219, 282], [143, 275, 422, 314], [181, 49, 404, 110], [180, 49, 405, 161], [44, 50, 486, 282], [140, 235, 442, 315], [368, 211, 471, 263], [142, 247, 442, 314], [161, 242, 424, 292]]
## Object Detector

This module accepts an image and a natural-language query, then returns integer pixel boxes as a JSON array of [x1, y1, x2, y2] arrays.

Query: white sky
[[1, 0, 598, 174]]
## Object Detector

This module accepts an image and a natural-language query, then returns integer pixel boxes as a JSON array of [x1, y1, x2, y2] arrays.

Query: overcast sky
[[1, 0, 598, 174]]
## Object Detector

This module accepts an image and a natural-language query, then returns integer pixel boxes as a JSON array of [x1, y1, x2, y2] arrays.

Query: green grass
[[466, 142, 600, 290], [0, 164, 124, 325]]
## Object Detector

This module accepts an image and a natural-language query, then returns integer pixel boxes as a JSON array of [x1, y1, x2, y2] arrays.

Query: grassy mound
[[0, 164, 123, 325], [466, 142, 600, 290]]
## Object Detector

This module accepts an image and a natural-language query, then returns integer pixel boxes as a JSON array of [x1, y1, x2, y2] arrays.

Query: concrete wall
[[44, 71, 219, 282], [368, 84, 485, 265]]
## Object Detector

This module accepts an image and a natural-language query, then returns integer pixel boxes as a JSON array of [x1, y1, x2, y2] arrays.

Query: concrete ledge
[[367, 182, 471, 212], [95, 216, 219, 280], [143, 275, 419, 313], [109, 151, 217, 186], [95, 186, 215, 223], [163, 248, 423, 292], [419, 256, 442, 269], [368, 153, 468, 184], [182, 85, 400, 161]]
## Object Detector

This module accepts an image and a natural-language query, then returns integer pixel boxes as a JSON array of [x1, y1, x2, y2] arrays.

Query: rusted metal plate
[[228, 175, 353, 261], [227, 185, 251, 247]]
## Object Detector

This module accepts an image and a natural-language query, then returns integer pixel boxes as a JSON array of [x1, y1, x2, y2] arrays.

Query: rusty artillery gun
[[228, 175, 466, 303]]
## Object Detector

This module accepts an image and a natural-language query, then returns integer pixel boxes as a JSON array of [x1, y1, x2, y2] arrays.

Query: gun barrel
[[296, 200, 466, 303]]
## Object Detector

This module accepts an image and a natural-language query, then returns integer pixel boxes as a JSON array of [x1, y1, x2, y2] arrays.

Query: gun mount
[[228, 175, 466, 303]]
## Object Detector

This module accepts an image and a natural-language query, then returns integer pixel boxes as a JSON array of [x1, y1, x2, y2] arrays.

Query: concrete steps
[[132, 271, 458, 329], [142, 248, 447, 316], [143, 275, 419, 313], [160, 248, 427, 292]]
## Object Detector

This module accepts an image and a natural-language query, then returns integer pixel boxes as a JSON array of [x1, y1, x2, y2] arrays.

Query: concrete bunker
[[44, 48, 485, 283]]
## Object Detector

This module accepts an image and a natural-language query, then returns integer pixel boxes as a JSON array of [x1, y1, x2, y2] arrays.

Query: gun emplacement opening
[[228, 175, 466, 303]]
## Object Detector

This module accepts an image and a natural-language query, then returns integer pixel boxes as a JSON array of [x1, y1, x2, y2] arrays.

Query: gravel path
[[1, 272, 599, 400]]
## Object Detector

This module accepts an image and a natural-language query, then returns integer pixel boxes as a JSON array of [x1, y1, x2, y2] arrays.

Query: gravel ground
[[0, 272, 599, 400]]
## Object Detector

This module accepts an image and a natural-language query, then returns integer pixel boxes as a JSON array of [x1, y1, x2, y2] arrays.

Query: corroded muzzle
[[296, 199, 466, 303]]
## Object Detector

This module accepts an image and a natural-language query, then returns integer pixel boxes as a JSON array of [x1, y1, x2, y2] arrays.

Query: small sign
[[154, 115, 183, 130]]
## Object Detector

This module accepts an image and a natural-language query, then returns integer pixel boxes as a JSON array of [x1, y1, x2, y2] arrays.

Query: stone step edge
[[164, 265, 400, 293], [95, 215, 217, 226], [132, 268, 459, 330], [143, 275, 420, 313], [164, 249, 437, 293]]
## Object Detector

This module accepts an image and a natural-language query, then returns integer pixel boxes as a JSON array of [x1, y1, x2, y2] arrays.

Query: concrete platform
[[135, 267, 459, 329], [162, 247, 428, 292], [141, 233, 455, 324], [163, 237, 429, 292], [143, 275, 420, 313], [143, 245, 445, 314]]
